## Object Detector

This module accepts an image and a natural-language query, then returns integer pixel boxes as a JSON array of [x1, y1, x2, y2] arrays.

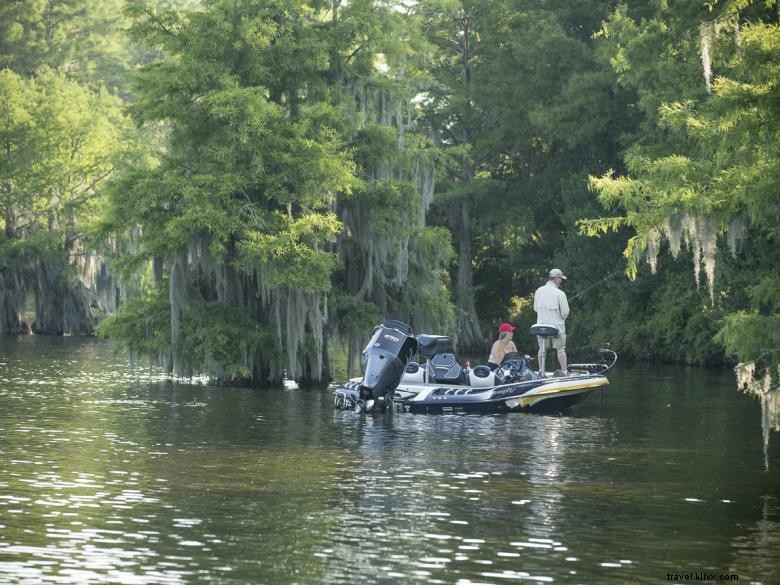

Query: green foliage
[[347, 181, 421, 239], [715, 270, 780, 371], [330, 291, 384, 333], [402, 225, 457, 333], [417, 0, 633, 348], [748, 275, 780, 314], [1, 70, 117, 190], [96, 291, 173, 358], [237, 213, 341, 293], [107, 0, 359, 262], [98, 0, 451, 382], [7, 0, 777, 402], [0, 67, 139, 333], [591, 5, 780, 242], [353, 124, 401, 171], [0, 69, 134, 231], [97, 290, 271, 384], [0, 0, 150, 94], [717, 312, 780, 367], [0, 231, 64, 268], [177, 302, 267, 383], [584, 2, 780, 418], [568, 255, 725, 366]]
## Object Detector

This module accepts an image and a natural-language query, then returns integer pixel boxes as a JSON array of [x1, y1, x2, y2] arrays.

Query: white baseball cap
[[549, 268, 567, 279]]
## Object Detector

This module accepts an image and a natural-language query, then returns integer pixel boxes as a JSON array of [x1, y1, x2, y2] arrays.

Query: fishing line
[[567, 269, 622, 302]]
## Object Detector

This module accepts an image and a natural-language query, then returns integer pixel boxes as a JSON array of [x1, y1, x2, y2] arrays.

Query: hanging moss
[[736, 363, 780, 470], [335, 71, 451, 343], [643, 212, 736, 304], [0, 269, 29, 333], [700, 22, 714, 94]]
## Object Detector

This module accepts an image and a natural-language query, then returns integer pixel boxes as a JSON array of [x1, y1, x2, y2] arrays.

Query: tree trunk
[[4, 205, 16, 238], [451, 9, 483, 353], [0, 270, 30, 333], [454, 197, 483, 352]]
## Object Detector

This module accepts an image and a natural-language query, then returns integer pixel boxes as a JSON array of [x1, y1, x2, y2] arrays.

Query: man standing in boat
[[534, 268, 570, 375]]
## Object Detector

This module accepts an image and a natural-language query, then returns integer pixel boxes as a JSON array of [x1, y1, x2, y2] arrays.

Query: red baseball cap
[[498, 323, 516, 332]]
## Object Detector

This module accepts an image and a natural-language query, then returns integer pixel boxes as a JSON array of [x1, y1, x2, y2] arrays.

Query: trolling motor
[[569, 346, 618, 374], [356, 319, 418, 413]]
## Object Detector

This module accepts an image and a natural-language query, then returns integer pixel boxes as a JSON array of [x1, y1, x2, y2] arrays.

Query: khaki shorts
[[538, 333, 566, 350]]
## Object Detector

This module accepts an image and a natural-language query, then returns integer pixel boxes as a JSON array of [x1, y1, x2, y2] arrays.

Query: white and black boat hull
[[334, 373, 608, 414]]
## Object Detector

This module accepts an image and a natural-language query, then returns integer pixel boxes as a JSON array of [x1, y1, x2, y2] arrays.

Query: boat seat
[[400, 361, 425, 384], [416, 334, 450, 357], [430, 352, 467, 385], [530, 323, 559, 338], [469, 365, 495, 388]]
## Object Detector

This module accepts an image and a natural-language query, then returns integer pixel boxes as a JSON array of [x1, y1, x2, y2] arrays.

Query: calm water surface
[[0, 336, 778, 584]]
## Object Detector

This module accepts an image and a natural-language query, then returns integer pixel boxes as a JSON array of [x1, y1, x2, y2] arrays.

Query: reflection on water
[[0, 336, 778, 584], [321, 414, 613, 583]]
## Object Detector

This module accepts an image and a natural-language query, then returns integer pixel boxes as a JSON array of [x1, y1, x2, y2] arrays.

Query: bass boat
[[333, 320, 617, 414]]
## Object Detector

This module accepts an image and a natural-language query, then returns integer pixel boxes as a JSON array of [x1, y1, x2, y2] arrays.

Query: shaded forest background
[[0, 0, 777, 426]]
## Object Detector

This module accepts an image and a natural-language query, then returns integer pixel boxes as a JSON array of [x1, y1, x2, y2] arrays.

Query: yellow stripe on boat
[[508, 378, 609, 409]]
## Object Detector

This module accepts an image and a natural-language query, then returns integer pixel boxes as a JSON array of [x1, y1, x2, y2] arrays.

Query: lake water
[[0, 336, 778, 584]]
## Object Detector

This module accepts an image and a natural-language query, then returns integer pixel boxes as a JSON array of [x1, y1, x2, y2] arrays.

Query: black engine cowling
[[361, 320, 418, 401]]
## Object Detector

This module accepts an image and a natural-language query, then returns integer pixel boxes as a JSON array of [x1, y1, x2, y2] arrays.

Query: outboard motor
[[359, 320, 418, 411]]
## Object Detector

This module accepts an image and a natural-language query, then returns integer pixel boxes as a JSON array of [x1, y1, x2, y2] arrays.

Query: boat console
[[495, 353, 539, 384]]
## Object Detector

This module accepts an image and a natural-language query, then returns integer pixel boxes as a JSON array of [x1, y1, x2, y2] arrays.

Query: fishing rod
[[567, 269, 622, 302]]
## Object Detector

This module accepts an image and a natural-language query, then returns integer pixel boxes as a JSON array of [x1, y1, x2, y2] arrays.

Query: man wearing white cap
[[533, 268, 570, 375]]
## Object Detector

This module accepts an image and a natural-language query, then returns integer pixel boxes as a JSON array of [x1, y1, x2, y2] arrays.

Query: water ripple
[[1, 337, 779, 583]]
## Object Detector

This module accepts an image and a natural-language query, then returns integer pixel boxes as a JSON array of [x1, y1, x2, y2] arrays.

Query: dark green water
[[0, 336, 778, 584]]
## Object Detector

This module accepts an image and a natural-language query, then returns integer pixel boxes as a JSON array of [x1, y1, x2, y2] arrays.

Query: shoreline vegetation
[[0, 1, 777, 433]]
